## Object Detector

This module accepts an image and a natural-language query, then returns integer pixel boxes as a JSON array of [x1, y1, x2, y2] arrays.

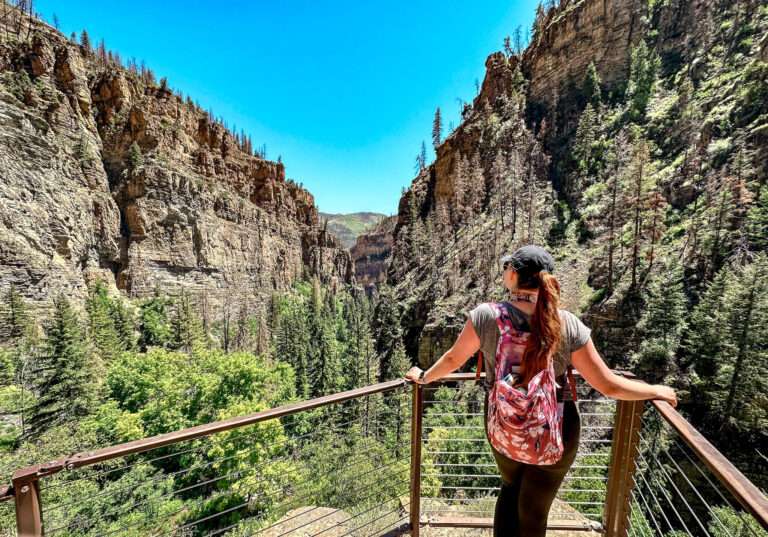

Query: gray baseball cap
[[500, 245, 555, 274]]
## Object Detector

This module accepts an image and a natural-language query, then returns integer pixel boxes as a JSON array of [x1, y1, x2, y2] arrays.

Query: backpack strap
[[475, 350, 484, 381], [566, 365, 578, 402]]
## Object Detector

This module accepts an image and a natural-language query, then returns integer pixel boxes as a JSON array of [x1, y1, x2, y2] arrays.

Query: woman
[[405, 245, 677, 537]]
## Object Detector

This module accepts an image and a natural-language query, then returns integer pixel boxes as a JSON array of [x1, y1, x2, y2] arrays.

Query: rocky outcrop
[[350, 215, 396, 295], [0, 14, 351, 305], [522, 0, 647, 110]]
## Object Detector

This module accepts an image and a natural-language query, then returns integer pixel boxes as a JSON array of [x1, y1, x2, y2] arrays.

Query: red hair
[[519, 272, 561, 385]]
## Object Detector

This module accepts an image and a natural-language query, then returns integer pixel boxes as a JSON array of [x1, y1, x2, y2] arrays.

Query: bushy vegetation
[[0, 277, 413, 534]]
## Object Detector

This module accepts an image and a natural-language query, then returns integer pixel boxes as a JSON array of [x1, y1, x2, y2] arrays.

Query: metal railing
[[2, 372, 767, 537]]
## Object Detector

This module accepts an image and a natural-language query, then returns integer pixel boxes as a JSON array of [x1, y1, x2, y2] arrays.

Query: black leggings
[[484, 395, 581, 537]]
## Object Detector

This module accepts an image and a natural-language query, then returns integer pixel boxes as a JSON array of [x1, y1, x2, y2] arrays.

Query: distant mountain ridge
[[319, 212, 388, 249]]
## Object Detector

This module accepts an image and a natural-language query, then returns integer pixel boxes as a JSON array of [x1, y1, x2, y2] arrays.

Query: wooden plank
[[425, 516, 599, 531], [12, 466, 42, 537], [409, 384, 424, 536], [603, 400, 643, 537]]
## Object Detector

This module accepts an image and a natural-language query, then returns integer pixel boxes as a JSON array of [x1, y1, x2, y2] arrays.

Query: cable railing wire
[[160, 443, 407, 537], [632, 413, 764, 537], [41, 387, 410, 537], [187, 456, 409, 537]]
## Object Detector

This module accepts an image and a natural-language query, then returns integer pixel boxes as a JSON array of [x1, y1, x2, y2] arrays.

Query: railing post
[[409, 383, 424, 536], [603, 400, 644, 537], [12, 466, 43, 537]]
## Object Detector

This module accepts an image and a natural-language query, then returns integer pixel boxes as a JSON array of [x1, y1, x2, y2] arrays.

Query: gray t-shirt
[[465, 301, 591, 389]]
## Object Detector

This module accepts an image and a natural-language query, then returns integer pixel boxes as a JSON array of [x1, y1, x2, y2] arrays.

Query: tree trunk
[[630, 157, 644, 290], [607, 172, 618, 293]]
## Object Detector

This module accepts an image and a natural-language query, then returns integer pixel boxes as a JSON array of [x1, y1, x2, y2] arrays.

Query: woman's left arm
[[571, 338, 677, 407]]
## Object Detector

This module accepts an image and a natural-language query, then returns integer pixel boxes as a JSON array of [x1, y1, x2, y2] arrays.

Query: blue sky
[[36, 1, 538, 215]]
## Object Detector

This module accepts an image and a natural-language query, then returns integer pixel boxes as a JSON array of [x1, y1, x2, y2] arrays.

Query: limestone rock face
[[350, 215, 396, 295], [0, 16, 351, 304], [522, 0, 647, 110]]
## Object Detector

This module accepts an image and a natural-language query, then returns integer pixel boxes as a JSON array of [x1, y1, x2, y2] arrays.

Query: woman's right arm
[[405, 319, 481, 384], [571, 338, 678, 406]]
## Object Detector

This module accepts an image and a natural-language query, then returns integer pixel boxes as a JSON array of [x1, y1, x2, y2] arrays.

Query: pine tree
[[525, 139, 546, 244], [453, 153, 471, 224], [468, 151, 485, 212], [415, 141, 427, 173], [408, 190, 424, 261], [511, 63, 527, 94], [432, 107, 442, 150], [718, 256, 768, 433], [628, 139, 652, 291], [627, 41, 659, 122], [138, 294, 173, 350], [630, 262, 687, 381], [128, 142, 143, 172], [503, 36, 512, 57], [508, 148, 523, 238], [309, 301, 342, 397], [0, 286, 31, 344], [340, 294, 364, 391], [79, 29, 91, 53], [97, 38, 107, 66], [607, 131, 630, 293], [513, 25, 523, 54], [532, 3, 546, 43], [171, 290, 204, 352], [746, 185, 768, 251], [86, 281, 122, 362], [373, 286, 409, 382], [583, 61, 602, 108], [109, 299, 135, 352], [370, 284, 410, 447], [685, 255, 768, 438], [490, 153, 507, 232], [28, 295, 96, 438], [382, 337, 410, 381], [274, 292, 311, 398], [573, 103, 599, 179]]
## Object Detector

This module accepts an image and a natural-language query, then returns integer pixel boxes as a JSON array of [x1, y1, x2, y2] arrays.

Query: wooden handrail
[[651, 400, 768, 530]]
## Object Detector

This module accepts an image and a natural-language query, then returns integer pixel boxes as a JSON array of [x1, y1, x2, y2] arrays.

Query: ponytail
[[520, 271, 561, 385]]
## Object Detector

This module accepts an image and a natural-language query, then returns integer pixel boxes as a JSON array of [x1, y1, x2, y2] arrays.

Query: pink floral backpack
[[482, 302, 578, 465]]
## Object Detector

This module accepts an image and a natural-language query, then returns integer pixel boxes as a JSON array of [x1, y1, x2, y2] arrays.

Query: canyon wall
[[0, 15, 352, 307]]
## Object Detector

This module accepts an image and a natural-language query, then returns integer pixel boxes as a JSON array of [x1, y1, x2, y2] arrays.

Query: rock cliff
[[0, 13, 352, 306], [350, 215, 397, 295]]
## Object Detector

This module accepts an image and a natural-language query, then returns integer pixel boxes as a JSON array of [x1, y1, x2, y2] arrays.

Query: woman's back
[[466, 301, 591, 386]]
